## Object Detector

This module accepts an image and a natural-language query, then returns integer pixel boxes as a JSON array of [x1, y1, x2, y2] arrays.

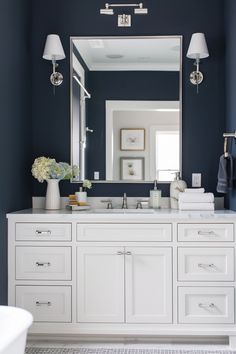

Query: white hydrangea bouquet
[[32, 156, 79, 183], [82, 179, 92, 191], [32, 156, 80, 210]]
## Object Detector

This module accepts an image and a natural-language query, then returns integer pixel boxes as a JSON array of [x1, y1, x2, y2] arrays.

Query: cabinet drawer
[[16, 286, 71, 323], [16, 223, 72, 241], [178, 248, 234, 281], [77, 223, 172, 242], [178, 287, 234, 324], [178, 224, 234, 242], [16, 247, 71, 280]]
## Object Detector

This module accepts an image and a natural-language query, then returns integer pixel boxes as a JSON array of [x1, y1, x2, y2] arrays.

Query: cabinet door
[[125, 247, 172, 323], [77, 246, 125, 323]]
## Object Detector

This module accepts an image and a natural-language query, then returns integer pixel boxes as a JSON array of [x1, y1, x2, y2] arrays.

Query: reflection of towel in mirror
[[216, 154, 234, 194]]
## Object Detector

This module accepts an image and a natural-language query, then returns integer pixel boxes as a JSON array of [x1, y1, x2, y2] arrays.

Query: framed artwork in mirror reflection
[[120, 157, 145, 181], [120, 128, 145, 151]]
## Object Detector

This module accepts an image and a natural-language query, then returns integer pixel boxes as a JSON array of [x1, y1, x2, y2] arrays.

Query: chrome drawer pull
[[198, 302, 215, 309], [198, 263, 215, 269], [117, 251, 124, 255], [198, 231, 217, 236], [36, 262, 51, 267], [35, 230, 52, 236], [36, 301, 52, 306]]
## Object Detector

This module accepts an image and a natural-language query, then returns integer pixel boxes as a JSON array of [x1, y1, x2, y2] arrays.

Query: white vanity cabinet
[[7, 210, 236, 348]]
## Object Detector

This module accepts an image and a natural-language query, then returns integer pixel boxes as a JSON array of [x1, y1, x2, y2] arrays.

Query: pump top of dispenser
[[174, 172, 181, 181], [154, 180, 158, 190]]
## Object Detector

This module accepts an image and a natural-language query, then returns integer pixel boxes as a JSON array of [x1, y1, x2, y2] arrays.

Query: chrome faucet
[[122, 193, 128, 209]]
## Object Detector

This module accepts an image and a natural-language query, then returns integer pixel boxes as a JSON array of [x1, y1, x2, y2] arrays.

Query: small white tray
[[66, 205, 90, 211]]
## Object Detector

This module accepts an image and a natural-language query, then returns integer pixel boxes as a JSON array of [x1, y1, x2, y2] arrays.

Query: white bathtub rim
[[0, 306, 33, 353]]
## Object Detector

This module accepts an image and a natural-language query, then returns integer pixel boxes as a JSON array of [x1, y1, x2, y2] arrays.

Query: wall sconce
[[186, 33, 209, 92], [100, 3, 148, 27], [43, 34, 66, 87]]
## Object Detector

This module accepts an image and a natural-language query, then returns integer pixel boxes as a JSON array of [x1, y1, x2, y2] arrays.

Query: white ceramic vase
[[45, 179, 61, 210]]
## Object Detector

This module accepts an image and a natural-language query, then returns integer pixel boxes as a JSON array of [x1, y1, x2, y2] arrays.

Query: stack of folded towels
[[178, 188, 215, 211]]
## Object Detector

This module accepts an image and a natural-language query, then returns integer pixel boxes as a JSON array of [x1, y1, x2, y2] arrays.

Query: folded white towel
[[178, 192, 214, 203], [179, 202, 215, 211], [184, 188, 205, 194]]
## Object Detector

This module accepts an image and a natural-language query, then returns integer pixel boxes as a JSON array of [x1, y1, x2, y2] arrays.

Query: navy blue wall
[[87, 70, 179, 180], [225, 0, 236, 211], [32, 0, 225, 197], [0, 0, 32, 304]]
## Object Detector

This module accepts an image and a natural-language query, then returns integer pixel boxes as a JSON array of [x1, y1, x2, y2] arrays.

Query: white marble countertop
[[7, 208, 236, 221]]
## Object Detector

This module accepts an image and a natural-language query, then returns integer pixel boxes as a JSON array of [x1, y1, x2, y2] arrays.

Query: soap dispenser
[[75, 187, 87, 206], [150, 180, 162, 209], [170, 172, 187, 209]]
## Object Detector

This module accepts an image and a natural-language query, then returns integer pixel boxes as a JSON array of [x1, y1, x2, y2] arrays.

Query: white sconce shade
[[43, 34, 66, 61], [187, 33, 209, 59]]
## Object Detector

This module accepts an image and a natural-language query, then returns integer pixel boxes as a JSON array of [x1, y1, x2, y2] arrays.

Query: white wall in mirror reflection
[[106, 100, 180, 182]]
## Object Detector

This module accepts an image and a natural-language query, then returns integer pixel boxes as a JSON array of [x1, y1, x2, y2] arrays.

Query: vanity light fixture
[[186, 33, 209, 93], [100, 3, 148, 27], [100, 4, 114, 15], [43, 34, 66, 87]]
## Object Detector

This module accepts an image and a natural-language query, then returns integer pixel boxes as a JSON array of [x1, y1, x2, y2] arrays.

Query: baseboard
[[27, 334, 228, 346]]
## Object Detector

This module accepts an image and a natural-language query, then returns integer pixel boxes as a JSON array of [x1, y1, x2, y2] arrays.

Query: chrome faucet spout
[[122, 193, 128, 209]]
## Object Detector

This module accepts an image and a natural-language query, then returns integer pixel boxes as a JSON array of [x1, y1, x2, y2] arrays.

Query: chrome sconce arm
[[190, 58, 203, 87], [50, 59, 64, 87]]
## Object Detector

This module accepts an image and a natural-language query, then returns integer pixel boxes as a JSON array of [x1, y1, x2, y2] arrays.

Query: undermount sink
[[123, 209, 155, 214], [92, 208, 155, 214]]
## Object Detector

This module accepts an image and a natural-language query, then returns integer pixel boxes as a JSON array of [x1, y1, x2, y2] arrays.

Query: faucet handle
[[101, 199, 113, 209], [136, 199, 149, 209], [136, 201, 143, 209]]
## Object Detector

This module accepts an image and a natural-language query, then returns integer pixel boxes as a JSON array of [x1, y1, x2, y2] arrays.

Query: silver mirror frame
[[70, 35, 183, 183]]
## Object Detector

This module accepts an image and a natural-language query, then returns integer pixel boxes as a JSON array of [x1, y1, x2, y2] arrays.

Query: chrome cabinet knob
[[117, 251, 124, 255]]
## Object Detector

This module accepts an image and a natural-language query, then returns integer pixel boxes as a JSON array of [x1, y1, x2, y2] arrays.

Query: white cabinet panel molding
[[77, 246, 125, 323], [125, 247, 172, 323]]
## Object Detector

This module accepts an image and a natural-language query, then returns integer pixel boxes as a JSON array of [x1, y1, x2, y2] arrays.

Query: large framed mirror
[[70, 36, 182, 183]]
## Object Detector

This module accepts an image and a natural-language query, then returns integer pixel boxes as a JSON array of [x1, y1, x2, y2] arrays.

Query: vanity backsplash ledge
[[32, 196, 224, 210]]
